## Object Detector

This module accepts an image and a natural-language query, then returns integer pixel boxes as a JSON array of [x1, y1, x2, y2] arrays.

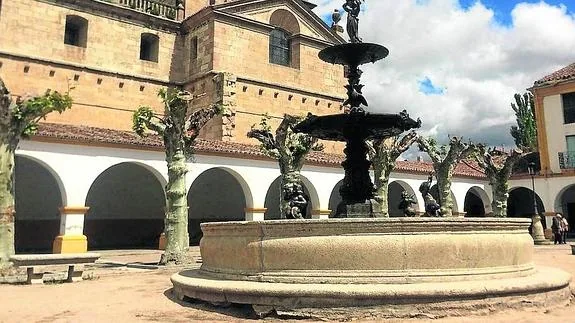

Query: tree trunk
[[159, 150, 189, 265], [280, 170, 301, 219], [436, 168, 454, 217], [373, 165, 390, 217], [0, 142, 15, 269], [491, 177, 509, 217]]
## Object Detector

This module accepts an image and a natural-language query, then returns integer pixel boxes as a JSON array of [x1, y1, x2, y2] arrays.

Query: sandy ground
[[1, 245, 575, 323]]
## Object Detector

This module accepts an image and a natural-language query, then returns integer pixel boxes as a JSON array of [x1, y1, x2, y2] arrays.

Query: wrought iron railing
[[114, 0, 178, 20], [558, 151, 575, 169]]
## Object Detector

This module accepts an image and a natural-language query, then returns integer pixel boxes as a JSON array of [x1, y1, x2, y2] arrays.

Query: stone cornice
[[38, 0, 181, 32], [213, 9, 275, 34], [0, 51, 174, 86], [236, 75, 345, 102], [291, 34, 334, 50], [213, 0, 344, 44]]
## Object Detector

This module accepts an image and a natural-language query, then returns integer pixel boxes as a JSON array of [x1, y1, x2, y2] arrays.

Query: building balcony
[[558, 151, 575, 169], [110, 0, 179, 20]]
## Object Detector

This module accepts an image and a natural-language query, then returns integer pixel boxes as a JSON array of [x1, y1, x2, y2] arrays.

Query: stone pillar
[[312, 209, 331, 220], [245, 208, 266, 221], [158, 233, 166, 250], [53, 206, 90, 253], [531, 214, 551, 245]]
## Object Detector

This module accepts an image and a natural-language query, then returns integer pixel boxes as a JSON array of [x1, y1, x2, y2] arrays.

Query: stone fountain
[[170, 2, 571, 319]]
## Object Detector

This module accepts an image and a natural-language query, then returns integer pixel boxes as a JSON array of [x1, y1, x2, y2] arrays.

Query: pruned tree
[[417, 136, 477, 217], [473, 146, 522, 217], [133, 88, 222, 265], [247, 114, 323, 219], [510, 92, 537, 152], [0, 78, 72, 268], [367, 131, 418, 216]]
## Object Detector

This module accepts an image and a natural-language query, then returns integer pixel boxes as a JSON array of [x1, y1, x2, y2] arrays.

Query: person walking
[[562, 215, 569, 244], [552, 213, 563, 245]]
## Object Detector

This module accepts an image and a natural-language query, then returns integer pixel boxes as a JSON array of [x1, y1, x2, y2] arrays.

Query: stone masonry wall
[[0, 0, 183, 79], [212, 21, 344, 97], [0, 0, 184, 130]]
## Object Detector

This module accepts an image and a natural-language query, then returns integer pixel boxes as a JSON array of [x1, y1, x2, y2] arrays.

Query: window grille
[[269, 29, 290, 67]]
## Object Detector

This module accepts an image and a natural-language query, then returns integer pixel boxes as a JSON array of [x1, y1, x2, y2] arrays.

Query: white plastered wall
[[17, 140, 491, 218]]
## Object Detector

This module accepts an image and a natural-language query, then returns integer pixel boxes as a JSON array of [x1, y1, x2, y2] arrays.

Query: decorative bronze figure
[[398, 191, 418, 217], [419, 174, 441, 217], [283, 182, 308, 219], [343, 0, 362, 43]]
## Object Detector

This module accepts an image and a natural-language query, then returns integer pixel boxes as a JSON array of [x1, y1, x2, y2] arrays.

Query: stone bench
[[10, 253, 100, 284]]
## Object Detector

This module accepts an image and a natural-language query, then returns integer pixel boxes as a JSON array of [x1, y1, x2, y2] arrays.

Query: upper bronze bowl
[[319, 43, 389, 66], [293, 111, 421, 142]]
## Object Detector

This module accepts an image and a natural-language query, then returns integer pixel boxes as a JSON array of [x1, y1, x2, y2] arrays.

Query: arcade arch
[[507, 187, 545, 218], [188, 167, 251, 245], [14, 155, 64, 253], [388, 180, 419, 217], [554, 184, 575, 231], [264, 175, 318, 220], [463, 186, 490, 217], [84, 162, 165, 249]]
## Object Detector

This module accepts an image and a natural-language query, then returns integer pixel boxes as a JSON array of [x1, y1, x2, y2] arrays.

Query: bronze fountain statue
[[294, 0, 421, 217]]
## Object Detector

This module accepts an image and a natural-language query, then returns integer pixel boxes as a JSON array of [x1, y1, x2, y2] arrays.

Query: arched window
[[269, 29, 290, 67], [64, 15, 88, 48], [140, 33, 159, 62]]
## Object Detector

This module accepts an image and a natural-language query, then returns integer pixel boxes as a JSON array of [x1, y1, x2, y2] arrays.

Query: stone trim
[[59, 206, 90, 215], [213, 10, 275, 35], [245, 208, 267, 213], [213, 0, 345, 44], [38, 0, 181, 32], [237, 75, 344, 102], [0, 51, 174, 86], [311, 209, 331, 216]]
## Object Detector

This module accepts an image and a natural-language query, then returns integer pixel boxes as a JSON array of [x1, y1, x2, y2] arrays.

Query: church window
[[269, 29, 290, 67], [64, 15, 88, 48], [140, 33, 159, 62]]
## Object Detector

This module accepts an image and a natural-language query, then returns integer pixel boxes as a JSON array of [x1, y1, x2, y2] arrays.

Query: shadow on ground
[[163, 288, 258, 320]]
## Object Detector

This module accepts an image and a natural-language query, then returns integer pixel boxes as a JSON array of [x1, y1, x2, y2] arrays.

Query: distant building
[[0, 0, 491, 253], [514, 62, 575, 230]]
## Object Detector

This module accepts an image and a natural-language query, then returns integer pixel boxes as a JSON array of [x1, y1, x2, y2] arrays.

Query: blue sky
[[458, 0, 575, 25], [313, 0, 575, 146]]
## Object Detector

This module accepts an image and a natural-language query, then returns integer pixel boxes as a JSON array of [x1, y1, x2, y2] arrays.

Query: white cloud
[[311, 0, 575, 147]]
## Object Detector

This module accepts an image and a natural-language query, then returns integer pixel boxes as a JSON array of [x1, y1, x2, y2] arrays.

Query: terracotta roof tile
[[32, 123, 486, 179], [534, 62, 575, 86]]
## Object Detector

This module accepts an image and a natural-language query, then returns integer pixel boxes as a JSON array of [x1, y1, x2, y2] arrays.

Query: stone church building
[[0, 0, 499, 254]]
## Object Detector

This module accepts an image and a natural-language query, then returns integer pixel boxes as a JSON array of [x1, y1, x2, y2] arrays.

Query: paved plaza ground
[[1, 245, 575, 322]]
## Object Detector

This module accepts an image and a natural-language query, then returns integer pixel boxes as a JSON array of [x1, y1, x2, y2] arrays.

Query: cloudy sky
[[311, 0, 575, 148]]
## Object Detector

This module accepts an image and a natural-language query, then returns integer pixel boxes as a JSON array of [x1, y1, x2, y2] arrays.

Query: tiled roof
[[32, 123, 486, 179], [534, 62, 575, 86]]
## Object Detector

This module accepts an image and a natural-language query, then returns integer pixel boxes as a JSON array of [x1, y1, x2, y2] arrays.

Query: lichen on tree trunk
[[373, 168, 390, 216], [160, 150, 189, 265], [0, 142, 15, 269], [436, 171, 454, 217], [417, 136, 476, 217], [492, 181, 509, 217], [474, 146, 521, 217], [368, 132, 418, 217]]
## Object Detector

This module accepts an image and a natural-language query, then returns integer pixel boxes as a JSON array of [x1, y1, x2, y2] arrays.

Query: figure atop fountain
[[343, 0, 362, 43]]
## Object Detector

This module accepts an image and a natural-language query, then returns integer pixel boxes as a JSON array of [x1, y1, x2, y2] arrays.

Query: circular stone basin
[[172, 218, 571, 319], [319, 43, 389, 66], [293, 112, 421, 142]]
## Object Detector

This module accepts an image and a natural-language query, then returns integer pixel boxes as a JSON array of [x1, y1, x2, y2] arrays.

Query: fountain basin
[[171, 218, 571, 319]]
